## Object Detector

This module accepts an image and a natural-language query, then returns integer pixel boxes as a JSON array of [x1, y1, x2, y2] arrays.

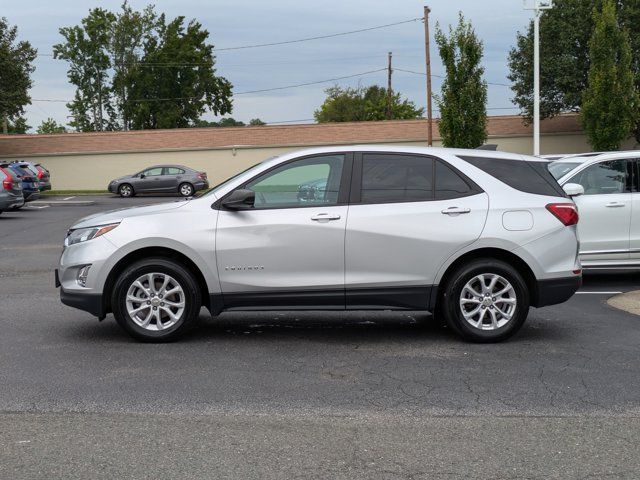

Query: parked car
[[6, 163, 40, 202], [0, 165, 25, 213], [108, 165, 208, 197], [17, 161, 51, 191], [57, 146, 581, 343], [552, 151, 640, 269]]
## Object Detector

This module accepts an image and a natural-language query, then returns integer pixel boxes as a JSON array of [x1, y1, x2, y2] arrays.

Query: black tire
[[111, 258, 201, 342], [179, 182, 194, 197], [118, 183, 135, 197], [440, 258, 529, 343]]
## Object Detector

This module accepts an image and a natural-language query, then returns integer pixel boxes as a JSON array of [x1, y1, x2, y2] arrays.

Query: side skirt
[[208, 286, 436, 315]]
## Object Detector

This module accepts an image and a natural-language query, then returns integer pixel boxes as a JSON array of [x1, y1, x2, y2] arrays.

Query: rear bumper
[[194, 181, 209, 191], [533, 275, 582, 308], [23, 191, 40, 201]]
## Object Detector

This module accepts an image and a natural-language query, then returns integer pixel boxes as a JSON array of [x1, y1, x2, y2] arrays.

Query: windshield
[[548, 161, 581, 180], [201, 159, 274, 197]]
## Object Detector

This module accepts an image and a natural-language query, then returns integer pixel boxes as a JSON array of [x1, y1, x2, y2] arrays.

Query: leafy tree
[[434, 13, 488, 148], [54, 8, 116, 132], [581, 0, 637, 150], [6, 116, 30, 134], [37, 118, 66, 134], [126, 14, 233, 129], [314, 85, 423, 123], [194, 117, 245, 127], [0, 18, 37, 134], [507, 0, 640, 140], [249, 118, 266, 126], [54, 4, 232, 131]]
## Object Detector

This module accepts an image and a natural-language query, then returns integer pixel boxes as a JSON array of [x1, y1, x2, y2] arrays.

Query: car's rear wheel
[[111, 258, 201, 342], [118, 183, 134, 197], [440, 259, 529, 343], [179, 182, 194, 197]]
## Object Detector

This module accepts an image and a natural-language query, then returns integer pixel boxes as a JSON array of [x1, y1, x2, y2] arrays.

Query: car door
[[566, 159, 632, 263], [163, 167, 185, 192], [344, 153, 488, 310], [628, 159, 640, 261], [136, 167, 164, 192], [215, 153, 351, 309]]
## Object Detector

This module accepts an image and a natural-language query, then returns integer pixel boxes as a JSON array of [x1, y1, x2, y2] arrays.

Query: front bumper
[[56, 269, 106, 318], [533, 275, 582, 308]]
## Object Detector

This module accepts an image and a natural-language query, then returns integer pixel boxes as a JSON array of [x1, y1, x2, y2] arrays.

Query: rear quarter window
[[458, 155, 567, 197]]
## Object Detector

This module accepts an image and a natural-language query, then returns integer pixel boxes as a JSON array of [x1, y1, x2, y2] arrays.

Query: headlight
[[65, 223, 119, 247]]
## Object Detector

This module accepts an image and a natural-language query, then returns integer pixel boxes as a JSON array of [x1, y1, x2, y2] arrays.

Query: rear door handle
[[311, 213, 341, 222], [605, 202, 625, 208], [441, 207, 471, 215]]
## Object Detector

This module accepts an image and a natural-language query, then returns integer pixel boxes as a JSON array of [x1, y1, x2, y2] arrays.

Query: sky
[[2, 0, 534, 130]]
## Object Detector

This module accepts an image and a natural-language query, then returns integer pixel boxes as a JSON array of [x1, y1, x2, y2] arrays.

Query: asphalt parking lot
[[1, 195, 640, 479]]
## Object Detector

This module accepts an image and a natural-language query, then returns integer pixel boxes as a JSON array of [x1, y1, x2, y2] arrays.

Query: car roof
[[555, 150, 640, 165], [145, 164, 191, 169], [277, 145, 544, 163]]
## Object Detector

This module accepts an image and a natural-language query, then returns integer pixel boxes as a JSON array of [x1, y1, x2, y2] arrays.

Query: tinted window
[[459, 156, 566, 197], [435, 161, 474, 200], [165, 167, 185, 175], [142, 167, 163, 177], [568, 160, 629, 195], [361, 154, 433, 203], [548, 161, 581, 180], [246, 155, 344, 208]]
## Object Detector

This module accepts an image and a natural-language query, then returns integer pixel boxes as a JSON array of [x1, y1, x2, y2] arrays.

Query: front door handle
[[311, 213, 341, 222], [441, 207, 471, 215], [606, 202, 625, 208]]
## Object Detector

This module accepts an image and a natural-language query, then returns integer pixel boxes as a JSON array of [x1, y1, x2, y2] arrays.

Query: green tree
[[37, 118, 66, 134], [126, 14, 232, 129], [249, 118, 266, 126], [6, 116, 30, 134], [194, 117, 245, 127], [0, 18, 37, 134], [54, 8, 116, 132], [54, 4, 232, 131], [581, 0, 637, 150], [508, 0, 640, 140], [435, 13, 487, 148], [314, 85, 423, 123]]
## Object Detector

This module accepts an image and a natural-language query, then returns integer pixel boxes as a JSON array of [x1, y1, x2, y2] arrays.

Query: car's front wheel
[[118, 183, 134, 198], [440, 259, 529, 343], [111, 258, 201, 342]]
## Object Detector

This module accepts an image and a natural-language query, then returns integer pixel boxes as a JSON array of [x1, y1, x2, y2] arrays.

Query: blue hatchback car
[[7, 163, 40, 202]]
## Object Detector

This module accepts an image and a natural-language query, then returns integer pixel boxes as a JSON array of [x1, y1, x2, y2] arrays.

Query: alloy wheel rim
[[181, 184, 193, 196], [459, 274, 516, 331], [125, 272, 186, 331], [120, 185, 132, 196]]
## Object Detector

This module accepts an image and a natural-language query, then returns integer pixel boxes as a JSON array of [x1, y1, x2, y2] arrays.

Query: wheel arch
[[102, 246, 210, 315], [432, 247, 538, 311]]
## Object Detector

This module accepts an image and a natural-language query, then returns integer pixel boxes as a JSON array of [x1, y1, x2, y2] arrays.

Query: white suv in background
[[56, 146, 581, 343], [550, 151, 640, 269]]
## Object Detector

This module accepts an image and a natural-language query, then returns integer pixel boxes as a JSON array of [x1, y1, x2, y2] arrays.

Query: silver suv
[[56, 146, 581, 343]]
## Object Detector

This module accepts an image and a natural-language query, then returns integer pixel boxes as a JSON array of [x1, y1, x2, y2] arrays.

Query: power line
[[30, 68, 387, 103], [394, 67, 512, 88], [215, 17, 424, 51]]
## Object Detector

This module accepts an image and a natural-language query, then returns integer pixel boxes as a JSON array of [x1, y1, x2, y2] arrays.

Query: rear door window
[[164, 167, 185, 175], [360, 154, 433, 203], [435, 161, 477, 200]]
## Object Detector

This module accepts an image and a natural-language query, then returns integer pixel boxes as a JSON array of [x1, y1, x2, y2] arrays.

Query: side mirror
[[222, 189, 255, 210], [139, 174, 146, 179], [563, 183, 584, 197]]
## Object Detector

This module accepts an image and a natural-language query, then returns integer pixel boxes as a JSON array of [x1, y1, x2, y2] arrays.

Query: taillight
[[1, 169, 12, 190], [198, 172, 207, 180], [546, 203, 579, 226], [38, 171, 44, 179]]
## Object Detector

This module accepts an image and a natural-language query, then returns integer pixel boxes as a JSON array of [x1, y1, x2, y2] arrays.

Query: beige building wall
[[1, 132, 637, 190]]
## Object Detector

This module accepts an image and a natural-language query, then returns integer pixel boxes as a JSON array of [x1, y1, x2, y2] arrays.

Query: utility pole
[[524, 0, 553, 156], [424, 6, 433, 146], [386, 51, 393, 120]]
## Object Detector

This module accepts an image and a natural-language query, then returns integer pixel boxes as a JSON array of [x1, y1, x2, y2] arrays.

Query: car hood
[[71, 200, 190, 229], [110, 174, 134, 182]]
